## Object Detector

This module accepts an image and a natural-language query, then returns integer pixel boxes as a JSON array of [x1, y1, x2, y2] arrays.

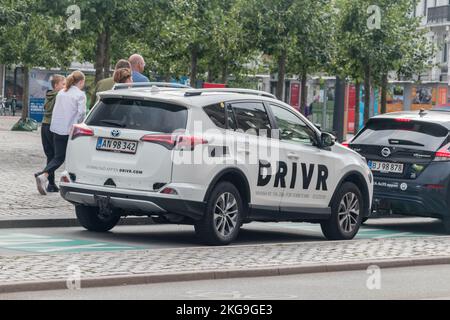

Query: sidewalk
[[1, 236, 450, 293], [0, 117, 151, 228]]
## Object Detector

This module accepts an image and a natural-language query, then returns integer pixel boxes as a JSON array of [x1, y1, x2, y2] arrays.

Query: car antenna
[[419, 108, 427, 117]]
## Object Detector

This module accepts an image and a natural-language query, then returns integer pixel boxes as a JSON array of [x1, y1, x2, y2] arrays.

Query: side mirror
[[321, 132, 336, 148]]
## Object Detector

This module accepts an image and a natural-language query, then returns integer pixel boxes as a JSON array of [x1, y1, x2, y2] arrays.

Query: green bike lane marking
[[266, 223, 438, 239], [0, 233, 145, 254]]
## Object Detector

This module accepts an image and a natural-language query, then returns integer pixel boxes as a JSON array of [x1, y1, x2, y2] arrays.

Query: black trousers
[[43, 133, 69, 178], [41, 124, 56, 186]]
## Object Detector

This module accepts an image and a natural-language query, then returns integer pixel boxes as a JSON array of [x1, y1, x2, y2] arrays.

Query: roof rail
[[184, 88, 277, 99], [113, 82, 191, 90]]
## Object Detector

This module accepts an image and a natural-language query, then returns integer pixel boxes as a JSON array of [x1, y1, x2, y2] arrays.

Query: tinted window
[[203, 103, 226, 129], [270, 104, 317, 146], [231, 102, 271, 135], [354, 119, 448, 151], [86, 98, 187, 133]]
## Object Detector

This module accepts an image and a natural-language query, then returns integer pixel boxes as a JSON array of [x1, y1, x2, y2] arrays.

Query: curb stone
[[2, 256, 450, 294]]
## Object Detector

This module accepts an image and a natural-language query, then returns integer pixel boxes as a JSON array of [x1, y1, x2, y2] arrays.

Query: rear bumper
[[60, 183, 206, 221], [372, 178, 449, 218]]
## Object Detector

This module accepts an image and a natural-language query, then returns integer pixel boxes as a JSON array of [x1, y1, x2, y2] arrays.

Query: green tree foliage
[[335, 0, 433, 122], [287, 0, 334, 113], [0, 0, 74, 119], [0, 0, 436, 118], [240, 0, 298, 99]]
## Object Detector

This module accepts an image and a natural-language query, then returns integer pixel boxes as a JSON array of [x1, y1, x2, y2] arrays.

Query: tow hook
[[95, 195, 113, 218]]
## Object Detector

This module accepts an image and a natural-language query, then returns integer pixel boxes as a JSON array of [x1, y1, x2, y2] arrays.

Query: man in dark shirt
[[90, 59, 132, 109], [41, 75, 65, 192]]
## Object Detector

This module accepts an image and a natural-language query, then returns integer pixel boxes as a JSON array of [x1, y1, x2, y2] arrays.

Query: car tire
[[321, 182, 364, 241], [195, 182, 244, 246], [75, 205, 121, 232]]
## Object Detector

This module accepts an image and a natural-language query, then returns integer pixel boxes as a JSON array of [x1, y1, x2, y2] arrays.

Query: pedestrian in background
[[40, 74, 66, 193], [129, 54, 149, 83], [90, 59, 132, 109], [113, 68, 133, 84], [35, 70, 87, 195]]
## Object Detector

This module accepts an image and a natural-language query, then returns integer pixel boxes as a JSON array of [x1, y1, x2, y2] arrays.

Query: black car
[[348, 110, 450, 232]]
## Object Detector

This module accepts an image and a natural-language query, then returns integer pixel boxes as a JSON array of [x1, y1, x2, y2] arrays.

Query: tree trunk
[[190, 46, 198, 88], [354, 81, 361, 133], [94, 32, 106, 83], [21, 66, 29, 121], [221, 64, 228, 85], [102, 25, 111, 79], [276, 50, 287, 101], [207, 66, 214, 83], [300, 73, 307, 115], [381, 73, 388, 114], [363, 65, 371, 124]]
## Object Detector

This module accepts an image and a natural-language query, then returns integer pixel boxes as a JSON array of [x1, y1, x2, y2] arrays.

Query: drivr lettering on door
[[257, 161, 328, 191]]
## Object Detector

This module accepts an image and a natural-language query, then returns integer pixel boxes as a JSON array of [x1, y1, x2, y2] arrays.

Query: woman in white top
[[35, 70, 87, 195]]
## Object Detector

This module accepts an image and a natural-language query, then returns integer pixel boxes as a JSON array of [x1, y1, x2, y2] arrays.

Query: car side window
[[270, 104, 317, 146], [203, 103, 226, 129], [230, 102, 272, 136]]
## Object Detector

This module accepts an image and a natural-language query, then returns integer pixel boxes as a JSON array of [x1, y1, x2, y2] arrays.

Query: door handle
[[237, 142, 251, 154], [237, 148, 251, 155], [287, 152, 300, 160]]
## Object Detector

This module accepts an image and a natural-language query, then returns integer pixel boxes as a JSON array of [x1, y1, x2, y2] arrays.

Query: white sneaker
[[35, 174, 48, 195]]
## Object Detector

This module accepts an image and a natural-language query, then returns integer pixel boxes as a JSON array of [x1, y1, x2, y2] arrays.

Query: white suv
[[60, 84, 373, 245]]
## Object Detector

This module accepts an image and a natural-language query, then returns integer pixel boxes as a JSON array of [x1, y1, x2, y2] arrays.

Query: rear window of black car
[[353, 118, 448, 151], [86, 98, 187, 133]]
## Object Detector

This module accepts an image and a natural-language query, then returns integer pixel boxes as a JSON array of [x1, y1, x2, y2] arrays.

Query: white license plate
[[96, 138, 138, 154], [368, 161, 404, 174]]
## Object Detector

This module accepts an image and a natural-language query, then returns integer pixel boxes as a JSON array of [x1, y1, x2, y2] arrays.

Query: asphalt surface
[[3, 264, 450, 300], [0, 217, 445, 255]]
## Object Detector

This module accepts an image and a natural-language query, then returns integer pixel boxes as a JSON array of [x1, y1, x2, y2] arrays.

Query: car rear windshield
[[86, 98, 188, 133], [353, 119, 448, 151]]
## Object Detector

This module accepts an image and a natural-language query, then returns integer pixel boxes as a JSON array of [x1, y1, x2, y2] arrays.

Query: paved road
[[4, 264, 450, 300], [0, 217, 445, 255], [0, 117, 71, 221]]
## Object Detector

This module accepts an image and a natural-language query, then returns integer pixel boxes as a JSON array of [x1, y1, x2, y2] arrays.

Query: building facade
[[416, 0, 450, 83]]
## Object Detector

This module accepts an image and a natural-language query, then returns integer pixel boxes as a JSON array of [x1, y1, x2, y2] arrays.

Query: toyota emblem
[[381, 147, 391, 158], [111, 130, 121, 138]]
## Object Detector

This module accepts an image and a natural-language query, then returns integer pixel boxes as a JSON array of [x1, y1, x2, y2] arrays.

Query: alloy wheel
[[213, 192, 239, 237], [338, 192, 360, 233]]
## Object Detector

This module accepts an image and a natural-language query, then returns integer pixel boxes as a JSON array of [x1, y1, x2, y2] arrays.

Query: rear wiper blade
[[100, 119, 126, 128], [389, 139, 425, 147]]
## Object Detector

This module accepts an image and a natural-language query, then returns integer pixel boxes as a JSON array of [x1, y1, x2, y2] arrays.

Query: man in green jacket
[[41, 74, 65, 192], [90, 59, 132, 109]]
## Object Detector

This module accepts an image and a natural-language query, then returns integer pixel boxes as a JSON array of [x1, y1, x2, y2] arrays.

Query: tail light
[[395, 118, 412, 123], [140, 135, 177, 149], [176, 136, 208, 151], [160, 187, 178, 195], [434, 143, 450, 162], [71, 124, 94, 140], [140, 134, 208, 151], [425, 184, 445, 190]]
